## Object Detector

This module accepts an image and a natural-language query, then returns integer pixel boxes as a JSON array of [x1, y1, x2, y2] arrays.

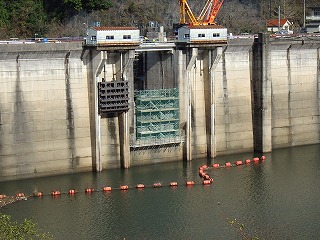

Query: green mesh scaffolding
[[135, 88, 180, 142]]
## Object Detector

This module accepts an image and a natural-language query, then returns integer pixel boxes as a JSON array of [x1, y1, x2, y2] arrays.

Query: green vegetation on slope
[[0, 0, 318, 39], [0, 212, 53, 240]]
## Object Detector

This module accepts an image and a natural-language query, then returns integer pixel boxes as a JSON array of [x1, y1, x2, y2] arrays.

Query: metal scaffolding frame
[[132, 88, 183, 148]]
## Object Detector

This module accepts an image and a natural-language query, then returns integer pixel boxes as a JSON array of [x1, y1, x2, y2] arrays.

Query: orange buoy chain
[[198, 165, 214, 185], [210, 156, 266, 169], [0, 156, 266, 201], [199, 156, 266, 183], [29, 180, 202, 197]]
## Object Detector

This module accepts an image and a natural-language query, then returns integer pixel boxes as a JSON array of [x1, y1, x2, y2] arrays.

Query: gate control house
[[86, 26, 140, 45], [177, 25, 227, 43]]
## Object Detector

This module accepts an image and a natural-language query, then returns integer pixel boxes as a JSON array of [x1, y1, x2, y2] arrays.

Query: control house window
[[123, 35, 132, 39], [213, 33, 220, 37], [106, 35, 114, 39], [184, 34, 190, 39], [314, 8, 320, 16], [198, 33, 205, 37], [91, 36, 96, 41]]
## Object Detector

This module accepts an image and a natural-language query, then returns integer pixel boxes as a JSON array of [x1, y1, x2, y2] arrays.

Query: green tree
[[6, 0, 47, 38], [0, 0, 311, 39], [217, 0, 265, 34], [0, 212, 53, 240], [64, 0, 82, 11], [84, 0, 113, 11], [62, 0, 112, 12], [0, 0, 9, 38], [0, 0, 9, 27]]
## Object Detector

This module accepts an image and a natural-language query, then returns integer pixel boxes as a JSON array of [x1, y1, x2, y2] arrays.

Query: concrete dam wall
[[0, 43, 92, 180], [269, 43, 320, 147], [0, 36, 319, 181]]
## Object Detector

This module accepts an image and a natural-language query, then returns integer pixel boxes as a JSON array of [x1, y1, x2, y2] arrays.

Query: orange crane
[[179, 0, 224, 26]]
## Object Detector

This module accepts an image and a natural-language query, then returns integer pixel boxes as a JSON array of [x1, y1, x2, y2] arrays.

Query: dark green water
[[1, 144, 320, 239]]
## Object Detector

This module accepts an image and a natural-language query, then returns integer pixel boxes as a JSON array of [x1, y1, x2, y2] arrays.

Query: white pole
[[303, 0, 306, 28], [120, 52, 123, 80], [278, 6, 281, 32]]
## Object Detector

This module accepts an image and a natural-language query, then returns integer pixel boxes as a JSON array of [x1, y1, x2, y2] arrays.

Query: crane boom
[[204, 0, 224, 24], [179, 0, 199, 25], [198, 0, 213, 23], [179, 0, 224, 26]]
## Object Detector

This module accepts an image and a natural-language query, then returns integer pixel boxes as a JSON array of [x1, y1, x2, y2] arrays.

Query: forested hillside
[[0, 0, 317, 39]]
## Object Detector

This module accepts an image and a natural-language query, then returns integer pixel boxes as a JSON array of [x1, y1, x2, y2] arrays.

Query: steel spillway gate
[[98, 80, 130, 113]]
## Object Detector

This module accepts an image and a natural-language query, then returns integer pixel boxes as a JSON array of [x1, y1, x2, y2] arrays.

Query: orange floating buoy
[[225, 162, 232, 167], [51, 191, 61, 196], [212, 163, 220, 168], [170, 182, 178, 187], [253, 157, 259, 162], [0, 194, 7, 199], [203, 174, 210, 180], [69, 189, 76, 195], [235, 161, 243, 166], [203, 180, 211, 185], [261, 156, 266, 160], [15, 193, 25, 198], [136, 184, 145, 189], [202, 165, 208, 169], [102, 187, 112, 191], [153, 183, 162, 188], [245, 159, 251, 164], [36, 192, 43, 197], [85, 188, 94, 193], [120, 185, 129, 190], [186, 181, 195, 186]]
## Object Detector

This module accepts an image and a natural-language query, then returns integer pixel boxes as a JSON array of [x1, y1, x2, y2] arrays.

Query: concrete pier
[[252, 33, 272, 152]]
